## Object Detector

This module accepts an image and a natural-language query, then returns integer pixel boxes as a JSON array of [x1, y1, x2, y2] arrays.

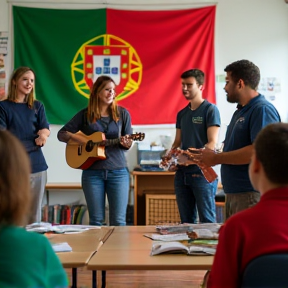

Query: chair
[[241, 253, 288, 288]]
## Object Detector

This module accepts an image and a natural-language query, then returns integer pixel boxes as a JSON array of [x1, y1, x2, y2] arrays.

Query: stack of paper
[[26, 223, 100, 234]]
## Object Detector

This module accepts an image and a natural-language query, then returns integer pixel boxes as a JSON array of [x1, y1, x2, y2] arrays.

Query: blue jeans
[[174, 168, 218, 223], [82, 168, 129, 226]]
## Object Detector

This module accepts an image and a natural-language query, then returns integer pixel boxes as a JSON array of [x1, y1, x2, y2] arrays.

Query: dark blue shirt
[[57, 106, 132, 170], [176, 100, 221, 172], [176, 100, 221, 149], [221, 94, 281, 194], [0, 100, 49, 173]]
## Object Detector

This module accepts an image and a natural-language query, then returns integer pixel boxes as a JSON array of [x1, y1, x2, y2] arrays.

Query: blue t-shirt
[[0, 100, 49, 173], [176, 100, 221, 172], [57, 106, 132, 170], [221, 94, 281, 194]]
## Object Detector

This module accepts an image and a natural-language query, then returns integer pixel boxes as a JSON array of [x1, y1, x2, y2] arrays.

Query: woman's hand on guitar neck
[[120, 135, 133, 149]]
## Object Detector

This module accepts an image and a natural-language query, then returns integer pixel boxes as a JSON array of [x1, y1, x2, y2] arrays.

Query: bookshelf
[[43, 183, 89, 224]]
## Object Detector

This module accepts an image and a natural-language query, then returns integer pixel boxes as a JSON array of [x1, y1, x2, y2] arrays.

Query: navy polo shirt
[[221, 94, 281, 194]]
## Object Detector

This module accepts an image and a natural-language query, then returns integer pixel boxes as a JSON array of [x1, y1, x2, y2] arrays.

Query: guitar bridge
[[78, 145, 82, 155]]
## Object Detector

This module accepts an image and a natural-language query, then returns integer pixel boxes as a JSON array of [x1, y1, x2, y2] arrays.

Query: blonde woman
[[0, 67, 50, 223]]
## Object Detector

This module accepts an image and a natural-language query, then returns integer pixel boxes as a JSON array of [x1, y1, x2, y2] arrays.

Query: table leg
[[92, 270, 97, 288], [71, 267, 77, 288], [46, 189, 50, 206], [102, 271, 106, 288]]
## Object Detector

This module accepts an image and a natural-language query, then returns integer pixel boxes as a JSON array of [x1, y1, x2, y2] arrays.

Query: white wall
[[1, 0, 288, 196]]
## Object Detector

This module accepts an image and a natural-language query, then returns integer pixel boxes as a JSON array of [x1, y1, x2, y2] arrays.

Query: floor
[[65, 268, 206, 288]]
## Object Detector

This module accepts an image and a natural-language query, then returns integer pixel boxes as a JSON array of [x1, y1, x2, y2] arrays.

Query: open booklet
[[150, 241, 216, 256]]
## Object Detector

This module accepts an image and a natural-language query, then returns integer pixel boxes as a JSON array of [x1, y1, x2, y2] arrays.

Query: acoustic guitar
[[66, 131, 145, 169]]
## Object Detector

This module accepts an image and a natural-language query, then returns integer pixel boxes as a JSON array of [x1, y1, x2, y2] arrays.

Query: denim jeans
[[82, 168, 129, 226], [174, 168, 218, 223]]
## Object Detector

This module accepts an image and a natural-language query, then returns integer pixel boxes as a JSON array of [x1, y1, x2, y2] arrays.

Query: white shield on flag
[[93, 55, 121, 85]]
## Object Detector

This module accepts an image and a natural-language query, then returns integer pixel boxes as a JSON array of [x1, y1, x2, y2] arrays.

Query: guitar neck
[[101, 138, 120, 146], [89, 132, 144, 147]]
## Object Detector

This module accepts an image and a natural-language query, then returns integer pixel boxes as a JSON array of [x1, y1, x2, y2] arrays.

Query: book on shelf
[[41, 204, 88, 225], [48, 205, 54, 223], [42, 205, 49, 222], [60, 205, 71, 224], [76, 205, 88, 224], [53, 204, 61, 224], [71, 205, 81, 224], [150, 241, 216, 256]]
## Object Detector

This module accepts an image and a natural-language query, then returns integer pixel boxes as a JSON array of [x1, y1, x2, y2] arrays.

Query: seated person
[[206, 123, 288, 288], [0, 130, 68, 288]]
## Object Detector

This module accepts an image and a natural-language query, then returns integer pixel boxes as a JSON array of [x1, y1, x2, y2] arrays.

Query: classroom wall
[[1, 0, 288, 205]]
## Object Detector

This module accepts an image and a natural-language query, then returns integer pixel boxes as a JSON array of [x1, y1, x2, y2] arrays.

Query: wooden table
[[50, 226, 114, 288], [87, 226, 213, 287], [132, 171, 175, 225]]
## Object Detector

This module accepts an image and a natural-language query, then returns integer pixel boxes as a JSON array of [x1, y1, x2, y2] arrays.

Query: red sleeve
[[207, 219, 244, 288]]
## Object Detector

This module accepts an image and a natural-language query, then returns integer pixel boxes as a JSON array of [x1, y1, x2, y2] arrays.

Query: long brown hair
[[0, 130, 31, 226], [7, 66, 36, 108], [87, 75, 119, 123]]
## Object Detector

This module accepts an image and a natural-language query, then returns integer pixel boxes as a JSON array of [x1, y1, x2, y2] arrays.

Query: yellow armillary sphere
[[71, 34, 142, 101]]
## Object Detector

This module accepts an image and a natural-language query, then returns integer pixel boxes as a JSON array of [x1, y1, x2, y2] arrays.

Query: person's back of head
[[0, 130, 31, 226], [224, 60, 260, 90], [254, 122, 288, 185]]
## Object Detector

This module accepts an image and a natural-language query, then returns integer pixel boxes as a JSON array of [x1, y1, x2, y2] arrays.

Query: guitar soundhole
[[86, 140, 94, 152]]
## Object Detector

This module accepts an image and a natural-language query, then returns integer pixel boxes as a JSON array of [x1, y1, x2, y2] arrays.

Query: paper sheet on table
[[144, 233, 189, 241], [52, 242, 72, 253]]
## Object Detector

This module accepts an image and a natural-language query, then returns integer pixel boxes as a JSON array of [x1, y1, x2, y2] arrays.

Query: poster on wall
[[0, 31, 8, 100], [258, 77, 281, 102]]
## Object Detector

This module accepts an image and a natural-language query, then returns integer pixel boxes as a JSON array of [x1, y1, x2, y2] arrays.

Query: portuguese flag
[[13, 6, 216, 125]]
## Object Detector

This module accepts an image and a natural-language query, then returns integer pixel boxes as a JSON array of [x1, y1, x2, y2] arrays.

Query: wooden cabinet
[[132, 171, 175, 225], [132, 172, 225, 225]]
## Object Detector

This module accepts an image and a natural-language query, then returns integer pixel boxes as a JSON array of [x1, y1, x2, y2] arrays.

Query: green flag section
[[13, 6, 216, 125]]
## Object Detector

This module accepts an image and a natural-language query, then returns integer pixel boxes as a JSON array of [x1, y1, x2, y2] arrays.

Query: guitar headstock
[[131, 132, 145, 141]]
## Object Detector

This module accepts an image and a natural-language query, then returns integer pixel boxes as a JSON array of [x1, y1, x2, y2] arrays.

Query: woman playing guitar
[[57, 75, 133, 226]]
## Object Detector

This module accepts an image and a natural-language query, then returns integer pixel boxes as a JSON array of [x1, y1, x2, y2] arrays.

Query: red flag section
[[107, 6, 216, 125]]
